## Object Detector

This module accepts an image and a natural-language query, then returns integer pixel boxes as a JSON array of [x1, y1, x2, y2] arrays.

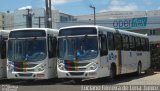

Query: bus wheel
[[137, 63, 142, 75], [109, 65, 116, 82], [145, 69, 153, 75]]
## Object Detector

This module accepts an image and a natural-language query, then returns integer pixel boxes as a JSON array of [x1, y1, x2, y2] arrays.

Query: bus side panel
[[122, 51, 141, 73], [108, 51, 120, 75], [48, 58, 57, 78], [99, 55, 110, 78], [0, 59, 7, 78], [121, 51, 150, 73], [141, 52, 150, 71], [130, 52, 136, 73], [121, 51, 129, 74]]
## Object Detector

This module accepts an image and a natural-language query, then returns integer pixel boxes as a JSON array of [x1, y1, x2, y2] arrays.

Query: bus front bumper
[[7, 71, 50, 79], [57, 69, 99, 79]]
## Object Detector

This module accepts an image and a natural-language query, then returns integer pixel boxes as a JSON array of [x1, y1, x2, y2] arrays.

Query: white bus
[[57, 25, 150, 82], [7, 28, 58, 79], [0, 30, 10, 78]]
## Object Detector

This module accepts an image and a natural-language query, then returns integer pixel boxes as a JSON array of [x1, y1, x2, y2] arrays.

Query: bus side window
[[114, 33, 122, 50], [107, 32, 115, 50], [135, 37, 141, 51], [133, 37, 136, 51], [129, 36, 136, 51], [100, 34, 108, 56], [141, 38, 145, 51], [142, 38, 149, 51], [138, 37, 142, 51], [122, 35, 129, 50], [145, 38, 149, 51]]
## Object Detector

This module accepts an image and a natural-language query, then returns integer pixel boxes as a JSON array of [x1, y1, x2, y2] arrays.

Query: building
[[3, 8, 160, 40], [52, 10, 75, 29], [0, 12, 4, 30], [4, 11, 14, 30], [12, 8, 74, 29], [14, 8, 45, 29]]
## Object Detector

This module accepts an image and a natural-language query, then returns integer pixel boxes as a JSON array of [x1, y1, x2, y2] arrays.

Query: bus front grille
[[69, 72, 84, 76], [18, 73, 33, 77], [13, 62, 38, 68], [14, 68, 34, 72], [64, 61, 89, 71], [64, 67, 86, 71]]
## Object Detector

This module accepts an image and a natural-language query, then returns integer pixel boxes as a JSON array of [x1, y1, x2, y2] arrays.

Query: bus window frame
[[122, 34, 129, 51], [114, 33, 122, 50], [99, 34, 108, 56], [107, 32, 115, 50]]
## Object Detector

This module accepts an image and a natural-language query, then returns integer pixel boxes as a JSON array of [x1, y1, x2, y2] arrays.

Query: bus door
[[114, 33, 122, 75], [99, 34, 109, 73]]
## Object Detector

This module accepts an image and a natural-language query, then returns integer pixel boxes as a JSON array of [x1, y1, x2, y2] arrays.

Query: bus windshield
[[58, 36, 98, 61], [8, 38, 47, 62]]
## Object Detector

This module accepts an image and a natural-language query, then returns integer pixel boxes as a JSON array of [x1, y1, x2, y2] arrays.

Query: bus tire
[[109, 65, 116, 82], [145, 69, 153, 75], [137, 62, 142, 75]]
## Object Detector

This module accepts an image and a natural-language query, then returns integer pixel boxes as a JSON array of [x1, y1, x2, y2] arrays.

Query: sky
[[1, 0, 160, 15]]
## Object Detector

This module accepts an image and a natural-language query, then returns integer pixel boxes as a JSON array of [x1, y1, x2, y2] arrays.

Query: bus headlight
[[38, 64, 46, 71], [58, 59, 64, 64], [58, 63, 64, 70], [38, 67, 44, 71], [89, 63, 97, 70], [8, 64, 12, 70], [8, 62, 14, 71]]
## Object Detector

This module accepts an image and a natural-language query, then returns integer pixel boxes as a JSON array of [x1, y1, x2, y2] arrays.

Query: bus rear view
[[7, 28, 58, 79]]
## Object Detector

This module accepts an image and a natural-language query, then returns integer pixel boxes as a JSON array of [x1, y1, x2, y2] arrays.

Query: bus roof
[[12, 28, 58, 31], [9, 28, 59, 38], [59, 25, 148, 38], [59, 25, 97, 30], [0, 30, 10, 37]]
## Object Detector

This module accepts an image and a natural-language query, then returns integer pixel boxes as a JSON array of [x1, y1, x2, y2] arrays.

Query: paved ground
[[0, 72, 160, 91]]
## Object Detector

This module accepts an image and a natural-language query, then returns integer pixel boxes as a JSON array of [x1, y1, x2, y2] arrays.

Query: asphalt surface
[[0, 72, 160, 91]]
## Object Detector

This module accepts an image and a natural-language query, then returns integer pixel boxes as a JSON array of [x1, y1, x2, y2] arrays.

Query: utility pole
[[49, 0, 52, 28], [23, 8, 34, 28], [35, 16, 45, 28], [45, 0, 52, 28], [89, 5, 96, 25], [45, 0, 49, 28]]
